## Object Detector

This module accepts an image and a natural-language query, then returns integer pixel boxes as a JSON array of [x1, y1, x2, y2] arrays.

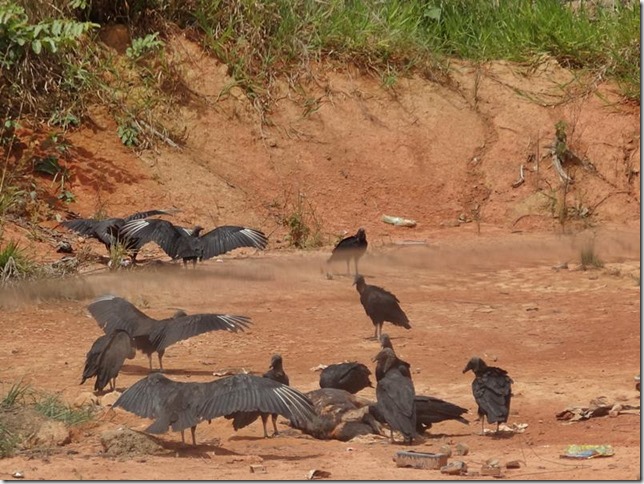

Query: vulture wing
[[199, 374, 315, 428], [198, 226, 268, 260], [81, 333, 111, 384], [149, 313, 252, 352], [88, 295, 157, 337], [120, 219, 187, 259]]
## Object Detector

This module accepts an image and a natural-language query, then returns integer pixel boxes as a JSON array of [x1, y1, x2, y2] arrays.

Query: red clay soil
[[0, 36, 640, 480]]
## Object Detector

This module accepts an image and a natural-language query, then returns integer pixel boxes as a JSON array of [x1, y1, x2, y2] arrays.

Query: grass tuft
[[34, 393, 95, 426], [580, 243, 604, 269]]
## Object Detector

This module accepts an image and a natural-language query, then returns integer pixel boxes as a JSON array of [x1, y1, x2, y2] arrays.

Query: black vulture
[[319, 362, 373, 394], [88, 295, 252, 371], [377, 334, 411, 380], [371, 347, 416, 444], [113, 372, 316, 446], [354, 275, 411, 341], [463, 356, 513, 434], [119, 219, 268, 266], [225, 354, 290, 438], [81, 330, 136, 393], [61, 209, 175, 262], [327, 228, 368, 275], [414, 395, 469, 434]]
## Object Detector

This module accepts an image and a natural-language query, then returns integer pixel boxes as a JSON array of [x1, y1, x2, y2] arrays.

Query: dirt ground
[[0, 36, 640, 480]]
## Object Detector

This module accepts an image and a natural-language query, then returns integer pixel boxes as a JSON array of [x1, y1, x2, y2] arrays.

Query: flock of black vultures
[[62, 209, 514, 447]]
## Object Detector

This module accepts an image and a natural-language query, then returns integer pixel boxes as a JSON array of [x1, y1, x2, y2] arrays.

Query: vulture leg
[[481, 419, 485, 436], [110, 378, 116, 392], [271, 414, 279, 437], [345, 259, 350, 276], [390, 428, 395, 444], [496, 422, 500, 433], [260, 414, 270, 438], [373, 323, 379, 340], [147, 354, 153, 370], [190, 426, 197, 446], [180, 430, 186, 446], [354, 258, 359, 276], [157, 349, 165, 372]]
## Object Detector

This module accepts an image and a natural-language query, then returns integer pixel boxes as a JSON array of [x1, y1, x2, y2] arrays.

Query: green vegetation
[[34, 393, 95, 426], [0, 0, 639, 126], [0, 240, 36, 282], [0, 382, 96, 457]]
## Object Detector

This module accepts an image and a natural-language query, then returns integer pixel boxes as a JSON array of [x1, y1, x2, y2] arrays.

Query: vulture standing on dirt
[[354, 275, 411, 341], [81, 330, 136, 392], [378, 334, 411, 379], [327, 228, 368, 275], [225, 354, 291, 438], [370, 347, 416, 444], [463, 356, 513, 434], [87, 295, 252, 371], [61, 209, 175, 262], [113, 372, 316, 446], [414, 395, 469, 434], [319, 362, 373, 394], [119, 218, 268, 266]]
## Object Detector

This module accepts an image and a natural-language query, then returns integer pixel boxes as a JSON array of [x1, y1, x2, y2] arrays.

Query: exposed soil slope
[[0, 37, 640, 481]]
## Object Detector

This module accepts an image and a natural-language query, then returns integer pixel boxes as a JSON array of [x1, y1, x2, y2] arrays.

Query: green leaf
[[31, 39, 41, 54]]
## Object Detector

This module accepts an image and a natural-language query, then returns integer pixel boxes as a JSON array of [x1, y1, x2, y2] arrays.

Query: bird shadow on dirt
[[119, 365, 216, 377]]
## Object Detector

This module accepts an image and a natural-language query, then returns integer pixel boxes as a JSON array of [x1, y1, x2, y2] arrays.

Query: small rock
[[250, 464, 267, 474], [441, 461, 467, 476], [306, 469, 331, 480], [506, 460, 522, 469], [12, 471, 24, 478], [99, 391, 122, 408], [486, 458, 500, 467], [73, 392, 99, 408], [455, 443, 469, 456], [31, 421, 71, 447], [481, 465, 502, 477], [439, 445, 452, 457], [100, 427, 163, 456]]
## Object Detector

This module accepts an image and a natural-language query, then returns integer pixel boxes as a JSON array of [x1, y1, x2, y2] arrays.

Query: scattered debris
[[481, 458, 502, 477], [556, 398, 640, 422], [381, 215, 417, 228], [455, 443, 469, 456], [306, 469, 331, 480], [483, 422, 528, 434], [394, 451, 448, 470], [250, 464, 267, 474], [310, 364, 329, 372], [512, 164, 525, 188], [212, 368, 249, 377], [561, 444, 614, 459], [441, 460, 467, 475]]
